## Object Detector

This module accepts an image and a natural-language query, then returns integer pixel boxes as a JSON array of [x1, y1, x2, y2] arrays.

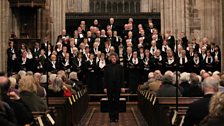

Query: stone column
[[0, 0, 11, 71], [49, 0, 66, 44]]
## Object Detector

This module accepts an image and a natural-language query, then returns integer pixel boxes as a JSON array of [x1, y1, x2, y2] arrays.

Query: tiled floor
[[81, 104, 148, 126]]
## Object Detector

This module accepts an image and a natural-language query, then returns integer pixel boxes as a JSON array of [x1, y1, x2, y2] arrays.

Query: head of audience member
[[200, 92, 224, 126], [26, 71, 33, 76], [202, 72, 211, 80], [154, 70, 163, 80], [57, 70, 67, 83], [49, 77, 63, 92], [48, 74, 57, 85], [18, 76, 37, 93], [162, 72, 174, 85], [180, 72, 190, 83], [18, 70, 26, 79], [202, 77, 219, 95], [148, 72, 154, 80], [0, 76, 11, 99], [69, 72, 78, 81]]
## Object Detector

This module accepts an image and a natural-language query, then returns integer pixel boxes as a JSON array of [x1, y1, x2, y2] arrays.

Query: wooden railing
[[32, 88, 89, 126], [137, 89, 202, 126], [8, 0, 46, 8]]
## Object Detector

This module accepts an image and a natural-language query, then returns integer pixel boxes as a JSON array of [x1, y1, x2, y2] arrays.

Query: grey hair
[[49, 77, 63, 92], [40, 75, 47, 84], [69, 72, 78, 80], [202, 77, 219, 90], [180, 72, 190, 82]]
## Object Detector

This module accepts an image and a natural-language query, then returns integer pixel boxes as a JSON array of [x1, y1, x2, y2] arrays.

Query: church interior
[[0, 0, 224, 126]]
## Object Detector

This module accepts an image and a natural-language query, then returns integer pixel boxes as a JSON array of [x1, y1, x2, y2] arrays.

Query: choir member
[[61, 53, 72, 73], [166, 31, 175, 50], [69, 38, 76, 54], [213, 45, 221, 72], [85, 53, 97, 93], [36, 49, 47, 73], [153, 49, 164, 73], [7, 41, 18, 75], [138, 47, 145, 60], [71, 47, 78, 59], [204, 51, 214, 72], [103, 41, 111, 59], [179, 32, 188, 48], [149, 40, 157, 56], [47, 44, 52, 57], [191, 38, 199, 51], [93, 19, 101, 29], [138, 37, 147, 49], [179, 50, 189, 72], [127, 51, 141, 93], [87, 31, 95, 48], [152, 29, 163, 48], [142, 49, 153, 82], [186, 44, 195, 61], [48, 54, 59, 73], [77, 26, 85, 39], [57, 29, 68, 42], [109, 17, 117, 31], [73, 30, 82, 47], [95, 51, 101, 64], [19, 43, 27, 58], [96, 53, 107, 93], [190, 51, 202, 74], [202, 37, 211, 50], [165, 49, 176, 72], [83, 46, 90, 62], [55, 41, 63, 55], [72, 52, 85, 81], [41, 37, 49, 51], [161, 39, 171, 58], [92, 42, 100, 56], [19, 51, 32, 71], [113, 30, 121, 54], [199, 46, 207, 61]]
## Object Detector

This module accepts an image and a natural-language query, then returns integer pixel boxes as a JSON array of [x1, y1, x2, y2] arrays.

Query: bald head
[[202, 76, 219, 94]]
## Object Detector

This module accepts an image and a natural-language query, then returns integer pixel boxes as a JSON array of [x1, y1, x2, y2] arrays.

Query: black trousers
[[107, 90, 120, 120]]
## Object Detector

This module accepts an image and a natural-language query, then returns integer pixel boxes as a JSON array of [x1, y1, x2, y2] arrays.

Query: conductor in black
[[104, 52, 125, 123]]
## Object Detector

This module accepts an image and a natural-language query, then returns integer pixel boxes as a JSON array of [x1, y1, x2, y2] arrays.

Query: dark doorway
[[66, 13, 160, 37]]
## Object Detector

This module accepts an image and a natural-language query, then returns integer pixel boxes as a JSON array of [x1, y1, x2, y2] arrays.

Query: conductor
[[104, 52, 125, 123]]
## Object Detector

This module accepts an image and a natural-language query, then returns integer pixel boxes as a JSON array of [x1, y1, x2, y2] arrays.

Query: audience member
[[183, 76, 219, 126]]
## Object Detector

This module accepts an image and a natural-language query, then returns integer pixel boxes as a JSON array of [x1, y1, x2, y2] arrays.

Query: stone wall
[[0, 0, 11, 72]]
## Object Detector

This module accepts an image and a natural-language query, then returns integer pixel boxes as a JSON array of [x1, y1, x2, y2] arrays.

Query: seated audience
[[183, 76, 219, 126], [156, 71, 182, 97], [199, 92, 224, 126], [18, 76, 48, 112], [0, 75, 33, 125], [48, 77, 64, 97]]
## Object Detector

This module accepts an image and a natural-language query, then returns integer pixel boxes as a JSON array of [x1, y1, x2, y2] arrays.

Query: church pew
[[137, 90, 202, 126], [48, 88, 89, 126]]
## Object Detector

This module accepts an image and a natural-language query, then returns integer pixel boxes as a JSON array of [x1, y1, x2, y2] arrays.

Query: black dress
[[85, 60, 97, 93], [127, 58, 141, 93]]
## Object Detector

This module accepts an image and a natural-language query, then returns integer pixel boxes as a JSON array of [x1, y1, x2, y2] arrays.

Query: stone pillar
[[221, 0, 224, 72], [49, 0, 66, 44], [0, 0, 11, 71]]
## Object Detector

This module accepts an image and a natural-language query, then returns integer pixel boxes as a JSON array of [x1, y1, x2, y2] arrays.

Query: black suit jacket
[[183, 94, 213, 126], [103, 63, 124, 90]]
